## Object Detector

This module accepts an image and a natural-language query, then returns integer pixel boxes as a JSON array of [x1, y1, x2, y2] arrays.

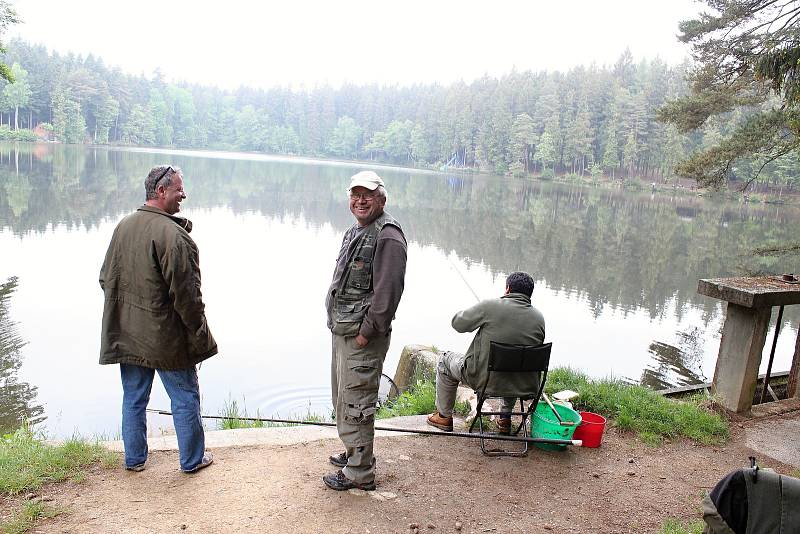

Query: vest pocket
[[347, 257, 373, 289]]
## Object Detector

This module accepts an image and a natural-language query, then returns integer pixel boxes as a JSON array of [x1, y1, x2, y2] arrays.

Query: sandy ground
[[3, 409, 799, 534]]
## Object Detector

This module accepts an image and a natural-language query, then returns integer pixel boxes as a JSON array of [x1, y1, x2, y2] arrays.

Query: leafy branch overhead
[[0, 0, 19, 82], [658, 0, 800, 190]]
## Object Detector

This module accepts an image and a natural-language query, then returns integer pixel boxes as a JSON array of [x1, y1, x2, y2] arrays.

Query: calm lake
[[1, 143, 798, 438]]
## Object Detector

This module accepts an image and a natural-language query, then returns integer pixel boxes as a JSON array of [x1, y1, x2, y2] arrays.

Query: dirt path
[[4, 414, 798, 534]]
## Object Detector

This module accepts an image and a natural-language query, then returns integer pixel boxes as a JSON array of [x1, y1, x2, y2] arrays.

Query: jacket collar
[[137, 205, 193, 233], [501, 292, 531, 305]]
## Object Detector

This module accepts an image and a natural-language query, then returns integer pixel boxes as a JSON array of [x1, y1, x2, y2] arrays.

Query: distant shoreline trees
[[0, 38, 797, 192]]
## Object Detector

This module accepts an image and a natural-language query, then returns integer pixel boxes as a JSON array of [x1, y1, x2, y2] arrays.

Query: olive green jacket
[[455, 293, 546, 396], [99, 205, 217, 370]]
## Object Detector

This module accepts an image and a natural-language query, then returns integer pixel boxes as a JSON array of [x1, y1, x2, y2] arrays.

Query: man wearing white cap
[[323, 170, 407, 491]]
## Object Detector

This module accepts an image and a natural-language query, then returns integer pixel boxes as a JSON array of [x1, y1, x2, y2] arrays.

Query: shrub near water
[[545, 367, 729, 445]]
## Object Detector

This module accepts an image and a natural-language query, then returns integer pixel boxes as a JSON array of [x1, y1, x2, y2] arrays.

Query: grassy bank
[[0, 426, 117, 533], [211, 367, 729, 446], [375, 366, 729, 445], [546, 368, 729, 445]]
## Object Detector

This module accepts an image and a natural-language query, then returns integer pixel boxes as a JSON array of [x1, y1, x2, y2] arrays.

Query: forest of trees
[[0, 38, 797, 191]]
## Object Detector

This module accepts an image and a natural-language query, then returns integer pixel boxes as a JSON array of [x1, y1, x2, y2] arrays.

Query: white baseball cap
[[348, 170, 385, 191]]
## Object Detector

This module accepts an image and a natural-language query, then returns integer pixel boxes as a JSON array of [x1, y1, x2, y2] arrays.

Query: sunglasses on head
[[154, 166, 174, 188]]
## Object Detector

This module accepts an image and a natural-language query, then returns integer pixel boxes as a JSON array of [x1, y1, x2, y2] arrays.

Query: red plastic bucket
[[571, 411, 606, 448]]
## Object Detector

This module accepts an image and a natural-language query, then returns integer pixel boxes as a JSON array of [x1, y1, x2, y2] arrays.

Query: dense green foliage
[[0, 0, 18, 83], [0, 125, 34, 141], [1, 37, 797, 190], [2, 39, 795, 191], [545, 368, 730, 445], [658, 0, 800, 190], [0, 426, 116, 495]]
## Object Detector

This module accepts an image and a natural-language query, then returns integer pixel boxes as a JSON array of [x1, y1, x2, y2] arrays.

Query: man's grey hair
[[144, 165, 181, 200]]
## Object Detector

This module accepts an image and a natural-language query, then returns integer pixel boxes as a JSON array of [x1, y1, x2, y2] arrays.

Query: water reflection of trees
[[0, 277, 45, 433], [1, 142, 799, 327], [640, 327, 708, 389]]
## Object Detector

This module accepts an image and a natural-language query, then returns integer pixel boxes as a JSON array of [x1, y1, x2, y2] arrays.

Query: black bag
[[702, 458, 800, 534]]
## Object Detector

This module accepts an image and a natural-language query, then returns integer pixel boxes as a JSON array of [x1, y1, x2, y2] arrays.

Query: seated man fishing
[[427, 271, 545, 433]]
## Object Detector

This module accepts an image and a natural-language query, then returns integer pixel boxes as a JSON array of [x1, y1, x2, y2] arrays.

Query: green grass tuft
[[216, 397, 327, 429], [377, 379, 437, 419], [376, 378, 470, 419], [0, 426, 117, 496], [1, 500, 61, 534], [545, 367, 729, 444], [658, 518, 705, 534], [216, 397, 266, 430]]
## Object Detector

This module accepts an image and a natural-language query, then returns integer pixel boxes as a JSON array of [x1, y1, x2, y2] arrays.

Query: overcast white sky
[[10, 0, 702, 90]]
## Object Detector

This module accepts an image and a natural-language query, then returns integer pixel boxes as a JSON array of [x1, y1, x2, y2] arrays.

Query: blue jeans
[[120, 364, 205, 471]]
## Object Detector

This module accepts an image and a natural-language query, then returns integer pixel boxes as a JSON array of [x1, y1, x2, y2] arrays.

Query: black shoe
[[329, 451, 347, 468], [322, 470, 375, 491]]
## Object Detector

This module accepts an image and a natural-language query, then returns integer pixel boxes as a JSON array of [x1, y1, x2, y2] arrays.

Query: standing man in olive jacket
[[324, 170, 407, 491], [427, 271, 545, 434], [100, 165, 217, 473]]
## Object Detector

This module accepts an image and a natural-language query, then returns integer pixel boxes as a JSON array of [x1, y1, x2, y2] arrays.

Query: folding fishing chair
[[468, 341, 552, 456]]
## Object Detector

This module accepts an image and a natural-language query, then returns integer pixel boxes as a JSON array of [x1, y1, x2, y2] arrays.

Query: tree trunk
[[14, 106, 18, 130]]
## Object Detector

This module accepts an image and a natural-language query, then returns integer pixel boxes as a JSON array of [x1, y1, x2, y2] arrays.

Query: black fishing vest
[[331, 212, 403, 334]]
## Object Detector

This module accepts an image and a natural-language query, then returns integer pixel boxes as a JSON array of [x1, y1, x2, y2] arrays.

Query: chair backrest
[[488, 341, 551, 373], [480, 341, 552, 400]]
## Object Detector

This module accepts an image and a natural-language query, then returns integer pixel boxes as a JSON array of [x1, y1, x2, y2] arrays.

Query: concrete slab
[[698, 276, 800, 308], [102, 425, 342, 452], [744, 415, 800, 469]]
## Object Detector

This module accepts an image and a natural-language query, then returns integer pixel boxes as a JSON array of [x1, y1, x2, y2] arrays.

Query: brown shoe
[[427, 412, 453, 432], [497, 417, 511, 435]]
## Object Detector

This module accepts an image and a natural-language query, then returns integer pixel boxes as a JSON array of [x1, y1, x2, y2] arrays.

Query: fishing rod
[[146, 409, 583, 447], [446, 253, 481, 303]]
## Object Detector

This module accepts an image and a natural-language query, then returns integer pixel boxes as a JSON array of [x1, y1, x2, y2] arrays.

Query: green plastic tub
[[530, 402, 582, 451]]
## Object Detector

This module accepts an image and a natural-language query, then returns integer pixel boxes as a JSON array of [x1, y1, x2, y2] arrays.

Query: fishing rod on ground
[[145, 408, 583, 447]]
